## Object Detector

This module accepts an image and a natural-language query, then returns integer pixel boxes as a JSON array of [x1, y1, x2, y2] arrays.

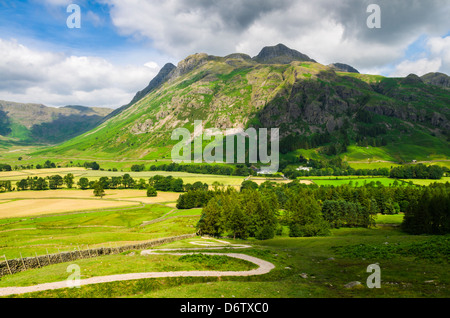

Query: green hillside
[[0, 101, 113, 146], [31, 45, 450, 166]]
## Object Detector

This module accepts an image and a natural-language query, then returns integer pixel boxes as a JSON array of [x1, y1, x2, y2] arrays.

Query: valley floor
[[0, 191, 448, 298]]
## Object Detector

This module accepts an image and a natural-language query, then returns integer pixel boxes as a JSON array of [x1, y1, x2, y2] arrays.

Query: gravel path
[[0, 239, 275, 297]]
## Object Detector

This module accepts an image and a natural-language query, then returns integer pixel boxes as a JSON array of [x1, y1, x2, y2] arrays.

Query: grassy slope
[[2, 227, 448, 298], [26, 59, 450, 165]]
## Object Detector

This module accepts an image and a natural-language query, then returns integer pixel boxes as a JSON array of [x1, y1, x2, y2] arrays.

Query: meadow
[[0, 210, 448, 298], [0, 167, 448, 299]]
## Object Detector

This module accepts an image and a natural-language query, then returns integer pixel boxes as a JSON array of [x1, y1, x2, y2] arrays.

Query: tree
[[110, 177, 123, 189], [196, 197, 224, 237], [44, 160, 56, 168], [63, 173, 74, 189], [48, 175, 63, 189], [285, 191, 330, 237], [240, 180, 259, 191], [122, 174, 135, 188], [16, 179, 28, 191], [98, 177, 110, 189], [93, 183, 105, 198], [131, 164, 145, 172], [147, 186, 157, 197], [35, 177, 48, 190], [78, 177, 89, 190], [170, 178, 184, 192]]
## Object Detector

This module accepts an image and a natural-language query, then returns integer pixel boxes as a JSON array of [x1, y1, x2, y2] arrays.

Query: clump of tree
[[196, 188, 279, 240], [149, 162, 254, 177], [176, 189, 215, 209], [131, 164, 145, 172], [283, 189, 330, 237], [402, 184, 450, 235], [83, 161, 100, 170], [16, 177, 48, 190], [149, 175, 185, 192], [146, 186, 157, 197], [0, 181, 12, 192], [93, 182, 105, 198], [390, 164, 444, 180], [0, 164, 12, 171], [321, 200, 376, 229]]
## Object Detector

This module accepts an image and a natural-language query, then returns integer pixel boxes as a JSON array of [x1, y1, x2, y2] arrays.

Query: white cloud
[[104, 0, 450, 73], [391, 58, 442, 77], [0, 38, 158, 108], [427, 36, 450, 74], [390, 35, 450, 77]]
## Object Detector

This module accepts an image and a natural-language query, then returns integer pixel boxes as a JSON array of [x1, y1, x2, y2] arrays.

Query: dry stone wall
[[0, 234, 196, 278]]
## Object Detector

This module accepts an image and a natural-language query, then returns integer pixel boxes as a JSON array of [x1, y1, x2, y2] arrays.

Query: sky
[[0, 0, 449, 109]]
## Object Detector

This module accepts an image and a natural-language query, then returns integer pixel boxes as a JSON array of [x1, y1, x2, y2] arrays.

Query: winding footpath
[[0, 238, 275, 297]]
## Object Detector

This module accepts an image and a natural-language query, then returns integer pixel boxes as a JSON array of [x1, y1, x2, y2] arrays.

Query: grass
[[374, 213, 404, 225], [0, 251, 257, 289], [5, 227, 448, 298], [0, 203, 193, 259], [0, 173, 448, 299], [0, 205, 448, 299], [299, 176, 450, 187]]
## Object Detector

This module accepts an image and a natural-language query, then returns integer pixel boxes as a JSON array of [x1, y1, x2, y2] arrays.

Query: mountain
[[252, 43, 316, 64], [33, 44, 450, 163], [421, 72, 450, 89], [0, 101, 112, 145], [328, 63, 359, 74], [104, 63, 177, 122]]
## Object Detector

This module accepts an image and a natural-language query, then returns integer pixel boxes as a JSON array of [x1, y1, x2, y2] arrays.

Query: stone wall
[[0, 234, 196, 278]]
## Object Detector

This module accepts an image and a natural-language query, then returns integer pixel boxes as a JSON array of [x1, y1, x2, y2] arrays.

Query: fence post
[[46, 249, 51, 265], [58, 249, 63, 263], [35, 252, 41, 268], [78, 246, 83, 259], [3, 255, 12, 275], [87, 245, 92, 258], [20, 252, 26, 270]]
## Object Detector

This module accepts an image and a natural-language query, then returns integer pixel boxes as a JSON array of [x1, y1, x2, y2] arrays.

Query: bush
[[146, 186, 157, 197], [255, 224, 276, 240], [289, 220, 330, 237]]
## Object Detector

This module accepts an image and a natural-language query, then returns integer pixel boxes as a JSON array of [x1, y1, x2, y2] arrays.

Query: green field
[[0, 167, 449, 299], [1, 223, 448, 298], [300, 176, 450, 187], [0, 203, 198, 259]]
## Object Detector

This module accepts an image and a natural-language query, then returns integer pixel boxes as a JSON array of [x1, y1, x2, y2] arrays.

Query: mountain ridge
[[30, 44, 450, 164], [0, 100, 113, 145]]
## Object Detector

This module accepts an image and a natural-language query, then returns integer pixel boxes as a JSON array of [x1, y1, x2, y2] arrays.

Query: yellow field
[[0, 168, 87, 181], [0, 199, 140, 219], [0, 189, 182, 219]]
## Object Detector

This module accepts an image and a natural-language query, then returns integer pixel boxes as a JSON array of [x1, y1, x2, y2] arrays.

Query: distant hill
[[421, 72, 450, 89], [328, 63, 360, 74], [0, 101, 112, 145], [32, 44, 450, 163]]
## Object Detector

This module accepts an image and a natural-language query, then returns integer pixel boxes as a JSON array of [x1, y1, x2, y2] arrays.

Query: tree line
[[389, 164, 444, 179], [183, 179, 450, 239], [148, 163, 255, 177]]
